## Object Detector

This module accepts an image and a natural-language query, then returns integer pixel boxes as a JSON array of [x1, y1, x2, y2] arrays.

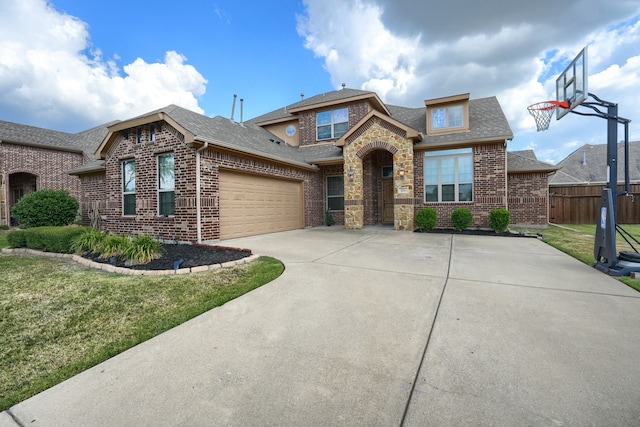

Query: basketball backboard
[[556, 46, 588, 120]]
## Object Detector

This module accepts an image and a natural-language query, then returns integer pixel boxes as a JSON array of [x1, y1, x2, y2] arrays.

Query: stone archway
[[342, 118, 415, 230]]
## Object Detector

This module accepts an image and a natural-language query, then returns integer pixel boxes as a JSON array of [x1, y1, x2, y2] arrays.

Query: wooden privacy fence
[[549, 184, 640, 224]]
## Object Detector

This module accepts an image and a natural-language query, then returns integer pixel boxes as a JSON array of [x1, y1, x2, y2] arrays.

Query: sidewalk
[[3, 228, 640, 426]]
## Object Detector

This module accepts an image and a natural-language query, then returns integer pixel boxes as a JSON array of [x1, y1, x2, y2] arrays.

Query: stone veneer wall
[[414, 142, 507, 228], [508, 172, 549, 226], [343, 118, 414, 230]]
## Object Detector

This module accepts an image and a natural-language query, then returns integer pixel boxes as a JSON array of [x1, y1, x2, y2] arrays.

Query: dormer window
[[425, 93, 470, 135], [431, 105, 463, 129], [317, 107, 348, 140]]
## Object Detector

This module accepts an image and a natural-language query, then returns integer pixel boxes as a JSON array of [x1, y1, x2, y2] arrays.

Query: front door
[[382, 180, 394, 224]]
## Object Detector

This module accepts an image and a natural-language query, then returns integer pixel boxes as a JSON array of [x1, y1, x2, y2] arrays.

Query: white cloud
[[0, 0, 207, 131], [298, 0, 640, 163]]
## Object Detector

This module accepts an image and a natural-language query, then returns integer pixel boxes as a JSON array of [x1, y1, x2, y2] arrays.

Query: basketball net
[[527, 100, 569, 132]]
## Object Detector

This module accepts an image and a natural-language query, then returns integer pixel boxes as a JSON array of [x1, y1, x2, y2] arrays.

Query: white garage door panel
[[220, 172, 303, 239]]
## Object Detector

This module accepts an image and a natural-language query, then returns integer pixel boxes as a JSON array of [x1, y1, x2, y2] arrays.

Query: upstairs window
[[317, 107, 348, 140], [431, 105, 463, 130], [157, 153, 175, 216], [424, 148, 473, 202], [136, 128, 142, 143], [326, 175, 344, 211], [149, 124, 157, 142], [122, 159, 136, 215]]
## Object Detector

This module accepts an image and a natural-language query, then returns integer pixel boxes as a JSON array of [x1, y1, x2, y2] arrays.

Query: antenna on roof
[[240, 98, 244, 124], [230, 94, 237, 122], [300, 93, 304, 100]]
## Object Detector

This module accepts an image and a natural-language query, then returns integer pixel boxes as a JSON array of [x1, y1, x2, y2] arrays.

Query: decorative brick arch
[[356, 141, 398, 159]]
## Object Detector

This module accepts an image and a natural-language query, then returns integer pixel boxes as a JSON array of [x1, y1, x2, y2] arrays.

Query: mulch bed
[[414, 228, 540, 238], [83, 243, 252, 271]]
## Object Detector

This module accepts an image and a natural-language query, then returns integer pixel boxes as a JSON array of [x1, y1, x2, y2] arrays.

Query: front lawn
[[0, 254, 283, 411], [520, 223, 640, 292]]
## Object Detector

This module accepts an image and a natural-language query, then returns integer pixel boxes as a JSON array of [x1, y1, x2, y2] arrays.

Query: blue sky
[[1, 0, 640, 164]]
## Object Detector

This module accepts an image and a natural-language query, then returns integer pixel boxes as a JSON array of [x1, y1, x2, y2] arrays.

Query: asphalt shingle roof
[[550, 141, 640, 184], [507, 150, 558, 173], [0, 119, 113, 159]]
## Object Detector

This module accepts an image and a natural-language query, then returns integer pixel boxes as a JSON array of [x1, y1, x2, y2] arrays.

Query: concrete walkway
[[3, 227, 640, 426]]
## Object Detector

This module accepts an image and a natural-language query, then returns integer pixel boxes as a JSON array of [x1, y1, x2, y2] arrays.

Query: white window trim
[[157, 153, 175, 217], [316, 107, 349, 140], [424, 149, 473, 203]]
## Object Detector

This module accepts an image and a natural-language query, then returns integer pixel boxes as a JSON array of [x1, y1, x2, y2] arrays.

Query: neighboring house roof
[[507, 150, 559, 173], [0, 119, 113, 159], [550, 141, 640, 185]]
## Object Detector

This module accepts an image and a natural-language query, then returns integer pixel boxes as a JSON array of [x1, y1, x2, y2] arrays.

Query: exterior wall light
[[348, 167, 354, 181], [398, 165, 406, 178]]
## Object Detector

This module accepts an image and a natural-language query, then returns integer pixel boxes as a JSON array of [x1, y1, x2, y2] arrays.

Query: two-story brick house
[[65, 88, 555, 242]]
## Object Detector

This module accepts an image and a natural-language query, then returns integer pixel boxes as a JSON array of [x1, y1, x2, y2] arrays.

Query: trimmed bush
[[324, 209, 335, 226], [415, 207, 437, 231], [7, 230, 27, 248], [11, 189, 79, 228], [451, 208, 473, 231], [489, 208, 511, 233], [7, 226, 90, 253]]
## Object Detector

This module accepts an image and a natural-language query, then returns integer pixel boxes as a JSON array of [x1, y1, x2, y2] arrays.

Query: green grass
[[0, 254, 284, 411], [514, 224, 640, 293]]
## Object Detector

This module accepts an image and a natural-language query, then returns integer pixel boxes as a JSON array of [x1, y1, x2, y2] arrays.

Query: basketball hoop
[[527, 100, 570, 132]]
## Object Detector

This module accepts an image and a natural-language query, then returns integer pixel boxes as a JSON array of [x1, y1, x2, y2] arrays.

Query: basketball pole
[[571, 93, 636, 275]]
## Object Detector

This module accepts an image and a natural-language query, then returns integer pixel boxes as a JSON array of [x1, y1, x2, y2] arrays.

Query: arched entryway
[[361, 150, 394, 225], [7, 172, 37, 225]]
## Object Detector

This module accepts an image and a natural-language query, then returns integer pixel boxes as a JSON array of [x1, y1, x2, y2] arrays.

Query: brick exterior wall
[[319, 164, 345, 225], [414, 143, 507, 228], [1, 143, 84, 226], [298, 100, 372, 147], [85, 121, 326, 242], [508, 172, 549, 226]]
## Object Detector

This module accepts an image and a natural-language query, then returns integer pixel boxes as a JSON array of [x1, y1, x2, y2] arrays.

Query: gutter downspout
[[196, 142, 209, 243]]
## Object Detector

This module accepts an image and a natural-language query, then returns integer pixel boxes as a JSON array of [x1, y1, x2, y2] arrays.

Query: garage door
[[219, 171, 303, 239]]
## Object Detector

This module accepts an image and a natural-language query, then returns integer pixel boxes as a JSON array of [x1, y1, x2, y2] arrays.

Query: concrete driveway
[[3, 227, 640, 426]]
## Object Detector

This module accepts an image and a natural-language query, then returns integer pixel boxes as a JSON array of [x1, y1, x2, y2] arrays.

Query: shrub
[[489, 208, 511, 233], [7, 230, 27, 248], [11, 189, 79, 228], [451, 208, 473, 231], [71, 228, 107, 254], [96, 233, 131, 260], [122, 235, 165, 264], [324, 209, 335, 226], [0, 224, 9, 231], [415, 207, 437, 231], [7, 226, 89, 253]]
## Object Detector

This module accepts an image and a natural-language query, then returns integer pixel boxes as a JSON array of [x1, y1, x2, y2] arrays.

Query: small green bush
[[96, 233, 130, 260], [122, 235, 165, 264], [8, 226, 89, 252], [0, 224, 9, 231], [71, 228, 107, 253], [489, 208, 511, 233], [7, 230, 27, 248], [451, 207, 473, 231], [11, 189, 79, 228], [324, 209, 335, 226], [415, 207, 437, 231]]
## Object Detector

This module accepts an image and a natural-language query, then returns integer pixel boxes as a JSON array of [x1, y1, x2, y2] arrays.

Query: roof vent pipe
[[240, 98, 244, 124], [230, 94, 237, 122], [582, 150, 587, 166], [300, 93, 304, 100]]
